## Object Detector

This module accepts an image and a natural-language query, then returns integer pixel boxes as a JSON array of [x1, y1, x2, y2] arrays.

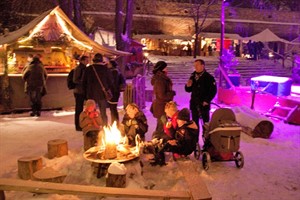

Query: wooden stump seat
[[18, 156, 43, 180], [106, 173, 126, 188], [47, 139, 68, 159], [33, 167, 66, 183]]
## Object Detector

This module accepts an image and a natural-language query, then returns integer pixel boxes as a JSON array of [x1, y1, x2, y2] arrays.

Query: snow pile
[[107, 162, 127, 175]]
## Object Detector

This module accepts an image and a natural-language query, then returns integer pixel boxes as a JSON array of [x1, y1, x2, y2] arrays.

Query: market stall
[[0, 6, 129, 111]]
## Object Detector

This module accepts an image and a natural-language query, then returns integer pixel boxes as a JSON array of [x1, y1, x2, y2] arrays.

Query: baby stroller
[[201, 108, 244, 170]]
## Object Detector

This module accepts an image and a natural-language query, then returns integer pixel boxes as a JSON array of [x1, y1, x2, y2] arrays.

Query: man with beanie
[[83, 53, 115, 126], [151, 61, 176, 140], [73, 55, 89, 131], [185, 59, 217, 136], [151, 108, 198, 166]]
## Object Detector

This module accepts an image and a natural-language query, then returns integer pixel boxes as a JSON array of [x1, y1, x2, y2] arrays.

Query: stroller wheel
[[234, 151, 244, 168], [202, 152, 211, 171], [194, 143, 201, 160]]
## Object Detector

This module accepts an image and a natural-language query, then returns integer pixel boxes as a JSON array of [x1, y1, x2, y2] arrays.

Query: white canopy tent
[[243, 28, 290, 43]]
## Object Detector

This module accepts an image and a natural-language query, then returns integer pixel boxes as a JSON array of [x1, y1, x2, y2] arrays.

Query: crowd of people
[[22, 52, 217, 166]]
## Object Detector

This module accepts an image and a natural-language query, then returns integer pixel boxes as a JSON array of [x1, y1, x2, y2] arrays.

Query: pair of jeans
[[74, 93, 85, 129], [28, 88, 43, 114]]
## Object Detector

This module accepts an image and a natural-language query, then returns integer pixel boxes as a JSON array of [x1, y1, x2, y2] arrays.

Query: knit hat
[[85, 99, 96, 108], [152, 61, 167, 74], [93, 53, 103, 63], [177, 108, 190, 121]]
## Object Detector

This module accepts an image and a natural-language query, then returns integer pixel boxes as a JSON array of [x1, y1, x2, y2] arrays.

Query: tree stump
[[106, 173, 126, 188], [18, 156, 43, 180], [33, 167, 66, 183], [47, 139, 68, 159], [106, 162, 127, 187]]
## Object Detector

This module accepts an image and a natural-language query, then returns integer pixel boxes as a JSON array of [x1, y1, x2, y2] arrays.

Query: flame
[[98, 121, 141, 156]]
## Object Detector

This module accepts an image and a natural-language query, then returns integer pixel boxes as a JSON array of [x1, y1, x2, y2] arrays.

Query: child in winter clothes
[[151, 108, 199, 166], [163, 101, 179, 141], [79, 99, 103, 151], [120, 103, 148, 146]]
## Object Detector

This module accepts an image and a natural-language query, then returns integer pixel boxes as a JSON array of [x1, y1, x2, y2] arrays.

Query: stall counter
[[6, 73, 74, 110]]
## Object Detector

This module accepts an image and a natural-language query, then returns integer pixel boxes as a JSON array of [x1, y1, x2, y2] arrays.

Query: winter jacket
[[163, 111, 179, 139], [79, 110, 102, 135], [173, 121, 198, 155], [151, 71, 175, 118], [22, 60, 47, 94], [122, 110, 148, 140], [185, 70, 217, 110], [109, 66, 126, 103], [73, 62, 86, 95], [83, 63, 115, 102]]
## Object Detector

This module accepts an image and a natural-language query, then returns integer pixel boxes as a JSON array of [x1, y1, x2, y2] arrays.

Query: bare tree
[[115, 0, 134, 73], [52, 0, 84, 31], [188, 0, 218, 58]]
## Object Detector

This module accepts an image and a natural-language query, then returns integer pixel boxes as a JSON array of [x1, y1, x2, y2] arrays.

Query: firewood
[[18, 156, 43, 180], [33, 167, 66, 183], [47, 139, 68, 159]]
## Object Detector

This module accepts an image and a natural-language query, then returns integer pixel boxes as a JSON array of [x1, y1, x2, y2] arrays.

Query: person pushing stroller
[[150, 108, 198, 166]]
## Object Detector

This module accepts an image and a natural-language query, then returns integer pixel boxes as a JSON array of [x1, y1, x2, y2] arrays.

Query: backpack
[[67, 69, 76, 90]]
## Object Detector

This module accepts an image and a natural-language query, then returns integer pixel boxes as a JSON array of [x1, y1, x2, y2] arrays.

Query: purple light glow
[[251, 75, 292, 83]]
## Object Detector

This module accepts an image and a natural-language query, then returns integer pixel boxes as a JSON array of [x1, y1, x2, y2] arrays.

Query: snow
[[0, 56, 300, 200]]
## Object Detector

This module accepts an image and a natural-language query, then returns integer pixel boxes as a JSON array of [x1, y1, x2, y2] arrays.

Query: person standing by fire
[[83, 53, 115, 126], [150, 61, 176, 139], [73, 55, 89, 131], [185, 59, 217, 137], [22, 55, 47, 117]]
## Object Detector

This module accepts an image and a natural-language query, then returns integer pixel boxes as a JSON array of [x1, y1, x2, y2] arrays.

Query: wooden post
[[47, 139, 68, 159], [0, 190, 5, 200], [17, 156, 43, 180]]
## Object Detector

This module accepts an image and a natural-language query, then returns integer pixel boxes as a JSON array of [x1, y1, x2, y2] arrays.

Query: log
[[232, 106, 274, 138], [106, 173, 126, 188], [33, 167, 67, 183], [18, 156, 43, 180], [47, 139, 68, 159]]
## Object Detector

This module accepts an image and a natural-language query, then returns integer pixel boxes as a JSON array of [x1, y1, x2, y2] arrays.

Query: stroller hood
[[209, 108, 236, 131]]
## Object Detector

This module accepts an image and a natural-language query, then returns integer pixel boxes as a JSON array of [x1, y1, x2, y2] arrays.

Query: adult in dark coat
[[73, 55, 89, 131], [22, 56, 47, 116], [151, 61, 176, 138], [185, 59, 217, 135], [83, 53, 115, 126], [107, 59, 126, 124]]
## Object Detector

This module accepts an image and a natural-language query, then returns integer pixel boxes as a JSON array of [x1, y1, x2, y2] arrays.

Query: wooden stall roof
[[0, 6, 130, 57]]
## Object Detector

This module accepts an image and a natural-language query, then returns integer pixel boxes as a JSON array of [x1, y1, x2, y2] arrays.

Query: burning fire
[[96, 122, 141, 160]]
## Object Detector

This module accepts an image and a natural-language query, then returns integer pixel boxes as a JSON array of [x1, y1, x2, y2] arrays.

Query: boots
[[150, 147, 166, 166]]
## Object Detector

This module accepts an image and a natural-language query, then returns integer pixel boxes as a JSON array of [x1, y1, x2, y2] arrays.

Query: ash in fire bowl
[[83, 144, 140, 164]]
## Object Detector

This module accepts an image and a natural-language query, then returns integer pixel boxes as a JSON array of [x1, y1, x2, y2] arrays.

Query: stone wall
[[81, 0, 300, 40], [7, 0, 300, 40]]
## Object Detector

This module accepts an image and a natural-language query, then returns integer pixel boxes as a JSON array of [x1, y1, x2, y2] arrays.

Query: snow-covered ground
[[0, 56, 300, 200]]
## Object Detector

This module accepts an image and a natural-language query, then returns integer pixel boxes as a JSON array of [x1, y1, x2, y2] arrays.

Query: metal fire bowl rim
[[83, 146, 139, 164]]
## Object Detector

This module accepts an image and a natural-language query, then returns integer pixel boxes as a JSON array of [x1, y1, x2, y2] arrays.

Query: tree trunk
[[59, 0, 73, 20], [73, 0, 83, 31], [193, 22, 199, 58]]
